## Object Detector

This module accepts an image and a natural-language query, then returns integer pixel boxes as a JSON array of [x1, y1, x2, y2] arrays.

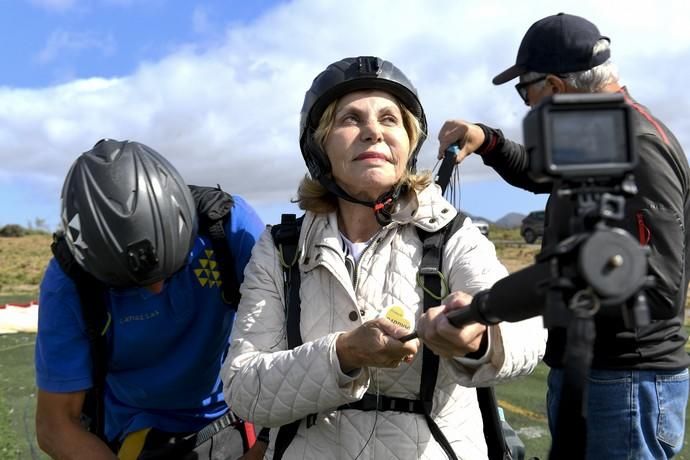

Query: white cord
[[353, 368, 379, 460]]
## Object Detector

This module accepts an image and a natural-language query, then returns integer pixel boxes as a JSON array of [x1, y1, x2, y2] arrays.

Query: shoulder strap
[[416, 213, 465, 460], [477, 388, 514, 460], [189, 185, 241, 308], [269, 214, 304, 460], [417, 213, 513, 460], [51, 232, 110, 442], [270, 213, 304, 349]]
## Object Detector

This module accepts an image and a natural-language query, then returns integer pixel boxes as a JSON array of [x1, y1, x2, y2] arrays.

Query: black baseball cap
[[492, 13, 610, 85]]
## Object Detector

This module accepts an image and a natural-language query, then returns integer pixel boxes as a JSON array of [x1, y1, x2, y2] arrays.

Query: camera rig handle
[[435, 144, 459, 194], [446, 223, 652, 330]]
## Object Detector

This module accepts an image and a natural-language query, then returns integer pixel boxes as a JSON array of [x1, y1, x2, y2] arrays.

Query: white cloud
[[37, 29, 117, 63], [4, 0, 690, 225]]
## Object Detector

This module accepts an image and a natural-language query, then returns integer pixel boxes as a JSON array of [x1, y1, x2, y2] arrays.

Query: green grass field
[[0, 333, 45, 460]]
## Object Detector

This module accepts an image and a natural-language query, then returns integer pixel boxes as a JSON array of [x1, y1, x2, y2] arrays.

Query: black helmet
[[60, 139, 197, 288], [299, 56, 428, 181]]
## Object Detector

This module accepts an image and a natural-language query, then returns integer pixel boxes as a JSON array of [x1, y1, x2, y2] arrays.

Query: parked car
[[472, 219, 490, 237], [520, 211, 545, 244]]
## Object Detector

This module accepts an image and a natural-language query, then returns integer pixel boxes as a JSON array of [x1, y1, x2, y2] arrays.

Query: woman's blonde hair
[[295, 96, 431, 213]]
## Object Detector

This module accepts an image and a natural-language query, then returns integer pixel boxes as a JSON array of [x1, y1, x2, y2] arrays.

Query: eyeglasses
[[514, 76, 547, 106]]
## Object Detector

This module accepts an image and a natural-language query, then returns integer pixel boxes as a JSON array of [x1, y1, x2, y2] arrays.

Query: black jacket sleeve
[[477, 125, 552, 194]]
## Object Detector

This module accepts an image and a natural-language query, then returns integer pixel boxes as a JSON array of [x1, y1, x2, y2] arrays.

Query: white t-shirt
[[340, 232, 372, 264]]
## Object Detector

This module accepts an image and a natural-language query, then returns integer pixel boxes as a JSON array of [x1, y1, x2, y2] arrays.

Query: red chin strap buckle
[[374, 197, 393, 212]]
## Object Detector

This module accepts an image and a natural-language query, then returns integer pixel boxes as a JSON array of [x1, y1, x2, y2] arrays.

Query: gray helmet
[[60, 139, 197, 288], [299, 56, 428, 182]]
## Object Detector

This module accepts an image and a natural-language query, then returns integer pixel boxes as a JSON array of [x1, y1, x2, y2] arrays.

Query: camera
[[523, 93, 636, 183]]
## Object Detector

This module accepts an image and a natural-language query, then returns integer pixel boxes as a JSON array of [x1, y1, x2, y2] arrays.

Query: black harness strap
[[337, 394, 425, 413], [417, 216, 463, 460], [270, 214, 304, 460], [435, 152, 516, 459], [51, 233, 110, 442], [194, 411, 246, 448], [271, 214, 303, 350], [478, 386, 513, 460], [189, 185, 240, 307], [417, 215, 513, 460]]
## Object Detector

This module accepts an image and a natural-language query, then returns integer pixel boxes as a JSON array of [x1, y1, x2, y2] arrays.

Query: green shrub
[[0, 225, 26, 238]]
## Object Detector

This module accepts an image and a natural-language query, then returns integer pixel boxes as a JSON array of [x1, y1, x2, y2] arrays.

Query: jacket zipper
[[353, 230, 385, 292], [636, 211, 651, 245]]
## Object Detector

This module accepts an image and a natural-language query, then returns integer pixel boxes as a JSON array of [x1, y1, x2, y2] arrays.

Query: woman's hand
[[336, 318, 419, 373], [416, 291, 488, 359]]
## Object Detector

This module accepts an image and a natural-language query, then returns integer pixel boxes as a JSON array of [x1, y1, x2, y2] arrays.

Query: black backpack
[[269, 212, 521, 460], [50, 184, 240, 442]]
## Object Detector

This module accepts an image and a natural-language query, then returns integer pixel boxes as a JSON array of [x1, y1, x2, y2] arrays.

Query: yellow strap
[[118, 427, 152, 460]]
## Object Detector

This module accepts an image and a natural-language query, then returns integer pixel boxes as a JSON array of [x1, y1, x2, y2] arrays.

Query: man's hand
[[336, 318, 419, 373], [437, 120, 486, 164], [416, 291, 488, 359]]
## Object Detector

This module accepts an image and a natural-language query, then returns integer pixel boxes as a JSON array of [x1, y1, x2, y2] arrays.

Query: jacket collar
[[391, 183, 457, 232]]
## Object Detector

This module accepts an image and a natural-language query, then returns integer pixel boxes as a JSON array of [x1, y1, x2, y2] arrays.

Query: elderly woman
[[222, 56, 546, 460]]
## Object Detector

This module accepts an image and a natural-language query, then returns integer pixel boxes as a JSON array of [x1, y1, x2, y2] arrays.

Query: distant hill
[[494, 212, 525, 228], [453, 210, 526, 228], [462, 211, 493, 225]]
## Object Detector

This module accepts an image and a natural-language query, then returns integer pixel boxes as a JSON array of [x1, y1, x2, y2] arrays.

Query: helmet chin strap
[[372, 186, 404, 226], [318, 176, 406, 226]]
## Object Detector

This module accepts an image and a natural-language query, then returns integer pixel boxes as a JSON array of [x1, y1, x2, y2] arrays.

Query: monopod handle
[[436, 144, 459, 194]]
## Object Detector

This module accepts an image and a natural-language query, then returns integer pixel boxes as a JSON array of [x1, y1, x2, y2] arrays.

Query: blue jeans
[[547, 367, 689, 460]]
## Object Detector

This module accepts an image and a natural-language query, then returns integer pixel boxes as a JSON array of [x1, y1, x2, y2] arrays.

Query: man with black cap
[[437, 12, 690, 459]]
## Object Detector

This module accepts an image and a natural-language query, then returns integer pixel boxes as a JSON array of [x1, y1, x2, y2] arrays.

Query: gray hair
[[523, 39, 619, 92]]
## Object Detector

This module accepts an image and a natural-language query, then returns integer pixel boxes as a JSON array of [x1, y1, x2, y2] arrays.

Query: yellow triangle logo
[[199, 278, 209, 287], [209, 260, 217, 270], [205, 249, 214, 258]]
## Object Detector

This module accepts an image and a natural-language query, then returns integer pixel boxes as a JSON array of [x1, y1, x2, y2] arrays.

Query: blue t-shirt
[[35, 195, 264, 442]]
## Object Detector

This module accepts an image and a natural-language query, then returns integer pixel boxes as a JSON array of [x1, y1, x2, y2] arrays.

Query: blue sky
[[0, 0, 283, 88], [1, 0, 689, 230]]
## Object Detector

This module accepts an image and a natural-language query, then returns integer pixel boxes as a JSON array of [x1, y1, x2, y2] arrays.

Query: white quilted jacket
[[222, 184, 546, 460]]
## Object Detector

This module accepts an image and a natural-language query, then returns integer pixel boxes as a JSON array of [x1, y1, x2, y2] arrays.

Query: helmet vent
[[171, 195, 186, 235], [92, 139, 123, 162], [157, 166, 169, 187], [125, 190, 135, 214], [67, 213, 81, 242], [178, 213, 186, 235]]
